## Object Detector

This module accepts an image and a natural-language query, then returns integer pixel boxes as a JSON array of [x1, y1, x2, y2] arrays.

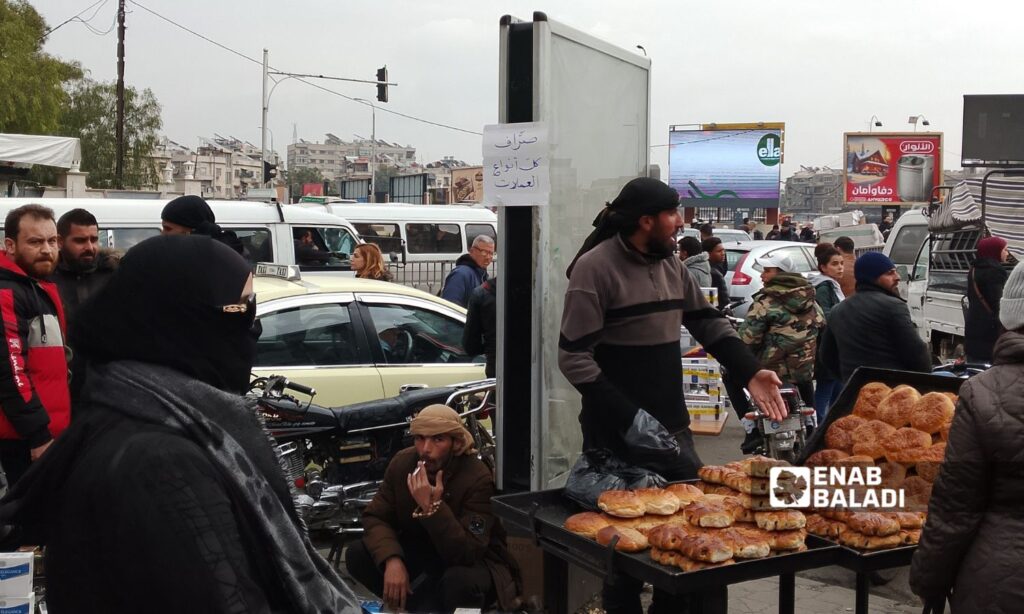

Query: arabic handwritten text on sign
[[482, 122, 549, 206]]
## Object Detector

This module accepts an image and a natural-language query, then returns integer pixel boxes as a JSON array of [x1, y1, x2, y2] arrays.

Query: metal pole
[[115, 0, 126, 189], [262, 49, 269, 187], [370, 102, 376, 203]]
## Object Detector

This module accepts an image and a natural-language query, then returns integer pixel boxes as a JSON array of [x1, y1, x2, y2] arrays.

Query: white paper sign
[[482, 122, 549, 206]]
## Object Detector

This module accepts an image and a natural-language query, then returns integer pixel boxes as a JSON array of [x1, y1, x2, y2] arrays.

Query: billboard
[[451, 166, 484, 203], [844, 132, 943, 205], [669, 128, 783, 208]]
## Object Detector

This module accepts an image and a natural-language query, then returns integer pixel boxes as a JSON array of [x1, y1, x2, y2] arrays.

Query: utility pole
[[261, 49, 269, 187], [115, 0, 126, 189]]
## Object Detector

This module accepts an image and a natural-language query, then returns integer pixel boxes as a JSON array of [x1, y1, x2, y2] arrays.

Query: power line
[[127, 0, 482, 136], [40, 0, 109, 40]]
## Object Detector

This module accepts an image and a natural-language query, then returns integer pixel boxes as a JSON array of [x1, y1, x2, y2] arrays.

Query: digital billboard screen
[[669, 129, 782, 208]]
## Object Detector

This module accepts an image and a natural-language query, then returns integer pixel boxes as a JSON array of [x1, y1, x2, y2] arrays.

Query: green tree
[[57, 79, 163, 189], [287, 165, 324, 196], [0, 0, 82, 133]]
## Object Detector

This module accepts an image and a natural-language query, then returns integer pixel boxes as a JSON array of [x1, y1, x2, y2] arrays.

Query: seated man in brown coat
[[346, 405, 520, 613]]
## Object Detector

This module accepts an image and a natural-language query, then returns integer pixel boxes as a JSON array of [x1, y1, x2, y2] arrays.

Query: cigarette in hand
[[413, 463, 423, 477]]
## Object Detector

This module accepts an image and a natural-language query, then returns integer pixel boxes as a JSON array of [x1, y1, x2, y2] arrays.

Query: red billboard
[[844, 132, 943, 205], [302, 182, 324, 197]]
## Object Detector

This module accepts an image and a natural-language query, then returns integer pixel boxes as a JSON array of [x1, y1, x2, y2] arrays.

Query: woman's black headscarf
[[161, 195, 245, 255], [566, 177, 681, 278], [71, 235, 258, 394]]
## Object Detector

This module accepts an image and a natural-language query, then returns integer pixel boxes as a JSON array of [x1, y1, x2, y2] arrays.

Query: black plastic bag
[[622, 408, 701, 480], [564, 448, 666, 510]]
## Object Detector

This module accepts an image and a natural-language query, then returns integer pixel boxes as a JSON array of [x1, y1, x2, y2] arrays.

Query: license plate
[[760, 415, 801, 434]]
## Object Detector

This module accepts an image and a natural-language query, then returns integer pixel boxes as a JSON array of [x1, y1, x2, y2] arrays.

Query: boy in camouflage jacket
[[739, 257, 825, 386]]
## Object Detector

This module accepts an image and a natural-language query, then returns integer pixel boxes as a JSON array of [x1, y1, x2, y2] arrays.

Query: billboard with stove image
[[844, 132, 943, 205]]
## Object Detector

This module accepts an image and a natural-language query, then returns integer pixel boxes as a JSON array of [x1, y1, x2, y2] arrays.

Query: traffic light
[[263, 161, 278, 184], [376, 66, 388, 103]]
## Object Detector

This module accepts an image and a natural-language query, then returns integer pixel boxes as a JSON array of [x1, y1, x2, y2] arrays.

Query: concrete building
[[151, 136, 278, 199], [782, 166, 844, 216], [287, 134, 416, 181]]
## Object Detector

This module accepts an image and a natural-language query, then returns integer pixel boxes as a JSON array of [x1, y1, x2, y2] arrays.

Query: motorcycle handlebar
[[285, 380, 316, 396]]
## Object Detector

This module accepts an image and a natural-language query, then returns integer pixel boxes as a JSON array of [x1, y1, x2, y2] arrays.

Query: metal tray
[[834, 543, 917, 572], [492, 488, 841, 595], [795, 367, 961, 567]]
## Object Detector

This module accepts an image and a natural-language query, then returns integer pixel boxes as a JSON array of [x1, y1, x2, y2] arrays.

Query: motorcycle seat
[[332, 386, 458, 432]]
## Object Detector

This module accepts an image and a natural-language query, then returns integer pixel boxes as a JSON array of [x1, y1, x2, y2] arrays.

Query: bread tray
[[492, 486, 840, 594], [796, 367, 963, 465], [796, 367, 960, 567]]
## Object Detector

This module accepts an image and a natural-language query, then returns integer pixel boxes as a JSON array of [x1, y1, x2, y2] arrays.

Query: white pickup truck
[[885, 203, 1014, 361]]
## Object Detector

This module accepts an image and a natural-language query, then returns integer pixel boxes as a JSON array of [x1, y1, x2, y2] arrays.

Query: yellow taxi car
[[253, 264, 485, 406]]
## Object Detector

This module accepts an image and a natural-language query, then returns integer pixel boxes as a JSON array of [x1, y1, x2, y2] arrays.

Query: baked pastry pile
[[801, 382, 957, 550], [564, 456, 809, 572]]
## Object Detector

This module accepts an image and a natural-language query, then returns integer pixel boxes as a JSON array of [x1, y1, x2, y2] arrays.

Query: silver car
[[680, 227, 752, 243], [722, 241, 818, 319]]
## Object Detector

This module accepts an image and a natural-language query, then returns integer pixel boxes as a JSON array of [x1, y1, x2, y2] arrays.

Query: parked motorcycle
[[249, 375, 497, 538], [742, 386, 817, 463], [932, 358, 990, 379]]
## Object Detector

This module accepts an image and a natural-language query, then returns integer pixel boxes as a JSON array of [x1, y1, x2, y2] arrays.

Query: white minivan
[[296, 202, 497, 293], [0, 198, 362, 273]]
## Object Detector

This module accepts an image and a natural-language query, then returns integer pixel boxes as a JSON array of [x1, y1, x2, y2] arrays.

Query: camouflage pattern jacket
[[738, 273, 825, 383]]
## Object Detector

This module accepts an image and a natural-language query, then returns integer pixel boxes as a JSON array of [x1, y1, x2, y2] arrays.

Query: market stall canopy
[[0, 133, 82, 170]]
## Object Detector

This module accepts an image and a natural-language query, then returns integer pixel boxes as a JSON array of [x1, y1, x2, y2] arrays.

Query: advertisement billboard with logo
[[844, 132, 943, 205], [451, 166, 484, 203], [669, 128, 783, 208]]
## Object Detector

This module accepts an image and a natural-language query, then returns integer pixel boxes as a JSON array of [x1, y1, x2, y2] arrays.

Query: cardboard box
[[506, 536, 544, 610], [0, 554, 32, 597], [0, 594, 32, 614]]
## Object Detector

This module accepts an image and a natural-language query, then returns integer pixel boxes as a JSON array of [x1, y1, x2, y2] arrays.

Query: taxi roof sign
[[255, 262, 301, 281]]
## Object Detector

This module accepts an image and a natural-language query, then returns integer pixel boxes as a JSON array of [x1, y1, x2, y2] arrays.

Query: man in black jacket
[[820, 252, 931, 382], [52, 209, 117, 323], [462, 278, 496, 377]]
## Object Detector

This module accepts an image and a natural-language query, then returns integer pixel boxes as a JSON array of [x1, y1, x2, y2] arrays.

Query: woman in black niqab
[[0, 235, 361, 613], [72, 234, 256, 393]]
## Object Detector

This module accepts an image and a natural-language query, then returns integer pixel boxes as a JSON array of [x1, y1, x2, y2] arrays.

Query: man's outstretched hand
[[747, 370, 787, 421]]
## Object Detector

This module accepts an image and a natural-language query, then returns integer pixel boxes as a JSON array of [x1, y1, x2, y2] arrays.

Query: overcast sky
[[33, 0, 1024, 177]]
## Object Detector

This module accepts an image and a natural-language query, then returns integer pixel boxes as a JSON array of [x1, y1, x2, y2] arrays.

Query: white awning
[[0, 134, 82, 169]]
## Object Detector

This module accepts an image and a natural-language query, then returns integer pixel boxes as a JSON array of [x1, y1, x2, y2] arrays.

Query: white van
[[295, 202, 497, 293], [0, 198, 362, 274]]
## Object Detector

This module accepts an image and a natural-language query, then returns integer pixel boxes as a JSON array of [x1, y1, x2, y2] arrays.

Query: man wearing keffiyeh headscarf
[[348, 404, 521, 613]]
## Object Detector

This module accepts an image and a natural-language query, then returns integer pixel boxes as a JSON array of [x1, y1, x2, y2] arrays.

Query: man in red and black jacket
[[0, 205, 70, 485]]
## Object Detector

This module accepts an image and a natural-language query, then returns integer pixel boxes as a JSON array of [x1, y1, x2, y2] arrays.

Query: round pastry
[[914, 443, 947, 483], [877, 385, 922, 427], [910, 392, 956, 434], [939, 421, 951, 442], [825, 415, 867, 454], [634, 488, 681, 515], [882, 427, 933, 462], [832, 454, 876, 470], [852, 382, 892, 420], [902, 475, 933, 511], [943, 392, 958, 405], [846, 512, 900, 537], [851, 420, 898, 459], [754, 509, 806, 531], [564, 512, 611, 538], [805, 513, 845, 539], [597, 490, 646, 518], [805, 448, 850, 467], [665, 483, 704, 505], [596, 526, 649, 552], [838, 526, 902, 550], [877, 461, 908, 489]]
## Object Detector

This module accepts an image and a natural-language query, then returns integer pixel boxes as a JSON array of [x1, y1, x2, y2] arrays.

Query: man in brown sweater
[[346, 405, 519, 613], [560, 177, 786, 614]]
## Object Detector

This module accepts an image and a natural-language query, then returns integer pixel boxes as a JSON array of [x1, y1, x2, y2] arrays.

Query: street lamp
[[353, 98, 377, 203], [908, 115, 930, 131], [868, 115, 883, 132]]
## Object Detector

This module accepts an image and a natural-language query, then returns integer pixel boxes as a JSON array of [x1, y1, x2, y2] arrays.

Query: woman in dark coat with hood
[[0, 236, 359, 613], [911, 260, 1024, 613], [965, 236, 1010, 363]]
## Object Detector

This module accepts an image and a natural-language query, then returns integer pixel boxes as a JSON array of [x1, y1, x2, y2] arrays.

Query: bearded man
[[51, 208, 117, 323], [0, 205, 70, 484], [346, 404, 521, 613]]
